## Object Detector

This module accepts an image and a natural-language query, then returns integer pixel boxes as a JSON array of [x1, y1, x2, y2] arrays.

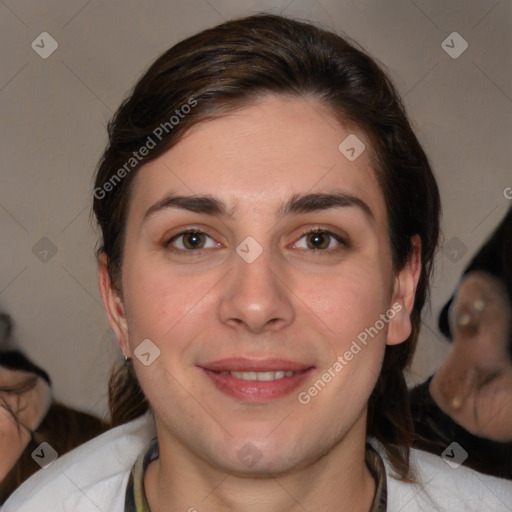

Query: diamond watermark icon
[[338, 134, 365, 161], [31, 442, 58, 469], [134, 338, 161, 366], [32, 237, 58, 263], [236, 236, 263, 264], [442, 442, 468, 469], [31, 32, 59, 59], [237, 442, 262, 467], [441, 32, 468, 59], [443, 236, 467, 263]]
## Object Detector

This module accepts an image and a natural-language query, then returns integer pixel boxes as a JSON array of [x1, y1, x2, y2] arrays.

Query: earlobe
[[387, 235, 422, 346], [98, 253, 130, 357]]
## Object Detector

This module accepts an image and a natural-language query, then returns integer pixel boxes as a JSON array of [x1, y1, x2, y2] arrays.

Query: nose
[[218, 245, 295, 334]]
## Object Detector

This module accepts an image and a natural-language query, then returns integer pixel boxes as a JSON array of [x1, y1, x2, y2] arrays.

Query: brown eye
[[181, 232, 206, 249], [166, 230, 218, 252], [295, 229, 345, 251], [306, 232, 330, 249]]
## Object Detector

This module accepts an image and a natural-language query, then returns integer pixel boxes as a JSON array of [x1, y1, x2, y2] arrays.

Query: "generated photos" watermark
[[94, 97, 197, 200], [298, 302, 402, 405]]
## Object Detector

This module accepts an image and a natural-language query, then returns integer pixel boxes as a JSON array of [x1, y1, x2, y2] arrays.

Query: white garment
[[2, 412, 511, 511]]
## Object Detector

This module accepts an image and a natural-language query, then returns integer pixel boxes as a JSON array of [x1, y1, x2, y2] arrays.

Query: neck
[[145, 411, 376, 512]]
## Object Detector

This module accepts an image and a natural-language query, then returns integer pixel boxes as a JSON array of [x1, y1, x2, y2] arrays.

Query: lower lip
[[200, 368, 314, 402]]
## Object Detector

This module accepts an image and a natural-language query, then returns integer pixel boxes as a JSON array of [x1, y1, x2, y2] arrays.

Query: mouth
[[222, 370, 296, 381], [198, 358, 314, 402]]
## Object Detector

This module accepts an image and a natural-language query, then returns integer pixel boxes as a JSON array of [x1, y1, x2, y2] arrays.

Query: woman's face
[[101, 94, 419, 474], [431, 271, 512, 441]]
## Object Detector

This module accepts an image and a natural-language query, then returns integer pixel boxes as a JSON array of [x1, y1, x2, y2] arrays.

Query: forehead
[[129, 94, 388, 225]]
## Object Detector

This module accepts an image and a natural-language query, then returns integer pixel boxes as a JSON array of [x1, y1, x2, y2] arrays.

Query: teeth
[[229, 370, 295, 381]]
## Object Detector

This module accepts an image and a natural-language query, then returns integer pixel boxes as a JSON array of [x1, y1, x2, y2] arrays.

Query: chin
[[212, 428, 333, 477], [217, 448, 309, 478]]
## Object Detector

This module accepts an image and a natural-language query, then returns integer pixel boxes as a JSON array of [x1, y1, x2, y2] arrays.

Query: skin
[[430, 271, 512, 442], [0, 369, 52, 481], [99, 94, 421, 512]]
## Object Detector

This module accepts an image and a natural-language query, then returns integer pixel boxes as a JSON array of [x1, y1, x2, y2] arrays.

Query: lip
[[198, 358, 315, 402]]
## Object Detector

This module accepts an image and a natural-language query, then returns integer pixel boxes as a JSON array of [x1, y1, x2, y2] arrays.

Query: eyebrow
[[143, 192, 374, 222]]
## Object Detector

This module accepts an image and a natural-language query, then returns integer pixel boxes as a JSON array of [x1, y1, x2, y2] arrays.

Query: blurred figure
[[0, 313, 108, 503], [410, 206, 512, 479]]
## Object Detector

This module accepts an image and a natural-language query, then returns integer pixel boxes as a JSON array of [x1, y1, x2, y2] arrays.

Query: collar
[[125, 439, 387, 511]]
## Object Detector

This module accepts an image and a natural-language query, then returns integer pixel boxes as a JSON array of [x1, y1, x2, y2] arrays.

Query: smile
[[198, 359, 314, 402], [222, 370, 295, 381]]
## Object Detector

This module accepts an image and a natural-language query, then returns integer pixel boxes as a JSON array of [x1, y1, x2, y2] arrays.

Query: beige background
[[1, 0, 511, 419]]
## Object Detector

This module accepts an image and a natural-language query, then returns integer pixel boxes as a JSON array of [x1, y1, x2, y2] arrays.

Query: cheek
[[305, 266, 391, 338], [299, 269, 391, 404], [122, 256, 217, 341]]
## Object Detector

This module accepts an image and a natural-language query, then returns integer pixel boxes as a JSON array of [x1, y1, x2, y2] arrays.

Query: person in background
[[410, 205, 512, 479], [0, 313, 108, 503]]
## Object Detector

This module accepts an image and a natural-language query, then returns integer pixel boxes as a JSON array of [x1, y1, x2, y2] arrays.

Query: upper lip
[[199, 358, 314, 372]]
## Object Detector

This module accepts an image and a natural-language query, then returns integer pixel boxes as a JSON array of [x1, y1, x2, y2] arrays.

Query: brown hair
[[94, 14, 441, 479]]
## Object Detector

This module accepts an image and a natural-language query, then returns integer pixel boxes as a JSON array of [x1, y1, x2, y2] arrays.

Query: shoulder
[[2, 412, 156, 512], [374, 441, 512, 511]]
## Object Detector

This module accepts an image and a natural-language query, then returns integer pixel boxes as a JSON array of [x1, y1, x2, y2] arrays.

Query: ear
[[387, 235, 422, 346], [98, 253, 131, 357]]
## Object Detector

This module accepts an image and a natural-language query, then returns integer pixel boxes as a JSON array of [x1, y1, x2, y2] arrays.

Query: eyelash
[[164, 227, 347, 255], [294, 228, 347, 252]]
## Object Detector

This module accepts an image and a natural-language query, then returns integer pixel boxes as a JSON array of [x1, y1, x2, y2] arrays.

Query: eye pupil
[[307, 232, 329, 249], [184, 232, 204, 249]]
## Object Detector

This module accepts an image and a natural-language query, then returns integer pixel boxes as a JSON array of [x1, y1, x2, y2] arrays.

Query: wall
[[1, 0, 510, 418]]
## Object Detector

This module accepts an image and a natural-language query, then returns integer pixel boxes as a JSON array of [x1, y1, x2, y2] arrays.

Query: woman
[[4, 14, 511, 512], [0, 314, 108, 504], [410, 205, 512, 479]]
